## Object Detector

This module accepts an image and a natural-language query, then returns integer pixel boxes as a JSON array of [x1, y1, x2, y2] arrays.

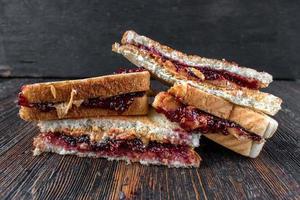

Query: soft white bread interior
[[121, 30, 273, 86], [203, 134, 265, 158], [38, 108, 201, 147], [33, 135, 200, 168], [112, 43, 282, 115], [168, 83, 278, 138]]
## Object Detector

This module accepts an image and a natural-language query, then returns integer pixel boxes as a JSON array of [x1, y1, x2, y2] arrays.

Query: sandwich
[[112, 30, 282, 157], [33, 108, 201, 168], [112, 30, 282, 115], [18, 70, 150, 121], [152, 83, 279, 158], [19, 69, 202, 167]]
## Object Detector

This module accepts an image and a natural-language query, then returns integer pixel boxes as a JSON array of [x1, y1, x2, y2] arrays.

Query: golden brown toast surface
[[153, 91, 277, 138], [168, 84, 278, 137], [21, 71, 150, 103], [203, 134, 265, 158]]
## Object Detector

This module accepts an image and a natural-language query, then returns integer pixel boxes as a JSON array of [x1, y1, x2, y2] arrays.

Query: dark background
[[0, 0, 299, 79], [1, 1, 300, 199]]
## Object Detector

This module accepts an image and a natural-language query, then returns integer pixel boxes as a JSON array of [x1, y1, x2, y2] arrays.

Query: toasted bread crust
[[153, 91, 277, 138], [112, 43, 282, 115], [169, 83, 233, 119], [168, 84, 278, 137], [121, 30, 272, 86], [204, 134, 265, 158], [19, 96, 148, 121], [21, 71, 150, 103], [229, 106, 278, 138]]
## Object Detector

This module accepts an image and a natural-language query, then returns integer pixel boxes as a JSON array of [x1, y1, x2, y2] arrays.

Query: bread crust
[[112, 43, 282, 115], [121, 30, 272, 86], [153, 91, 278, 138], [168, 84, 278, 137], [169, 83, 233, 119], [229, 106, 277, 138], [21, 71, 150, 103], [19, 95, 148, 121], [203, 134, 265, 158]]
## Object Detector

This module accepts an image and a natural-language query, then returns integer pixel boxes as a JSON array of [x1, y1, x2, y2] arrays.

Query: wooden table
[[1, 79, 299, 200]]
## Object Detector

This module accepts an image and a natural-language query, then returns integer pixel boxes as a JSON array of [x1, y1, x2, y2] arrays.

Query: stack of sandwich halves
[[18, 30, 282, 168], [113, 30, 282, 159], [18, 70, 201, 167]]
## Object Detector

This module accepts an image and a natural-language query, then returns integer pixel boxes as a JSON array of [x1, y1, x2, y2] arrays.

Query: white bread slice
[[112, 43, 282, 116], [203, 134, 265, 158], [152, 91, 278, 139], [120, 30, 272, 86], [229, 106, 278, 139], [33, 134, 200, 168], [152, 92, 269, 157], [21, 71, 150, 103], [167, 83, 278, 138], [37, 108, 201, 147]]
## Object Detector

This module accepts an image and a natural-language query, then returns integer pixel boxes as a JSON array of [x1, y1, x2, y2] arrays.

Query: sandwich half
[[152, 83, 279, 158], [33, 109, 201, 168], [112, 30, 282, 115], [18, 71, 150, 121]]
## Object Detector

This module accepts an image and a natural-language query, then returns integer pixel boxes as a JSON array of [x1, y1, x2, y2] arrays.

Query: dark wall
[[0, 0, 299, 79]]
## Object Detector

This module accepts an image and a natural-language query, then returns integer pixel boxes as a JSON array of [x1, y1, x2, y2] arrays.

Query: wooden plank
[[0, 79, 299, 199], [0, 1, 299, 79]]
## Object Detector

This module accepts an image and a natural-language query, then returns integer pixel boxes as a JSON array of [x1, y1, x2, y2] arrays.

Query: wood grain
[[0, 79, 299, 200], [0, 1, 299, 79]]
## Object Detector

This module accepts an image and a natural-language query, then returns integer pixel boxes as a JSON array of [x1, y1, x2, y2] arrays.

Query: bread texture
[[204, 134, 265, 158], [37, 108, 201, 147], [21, 71, 150, 103], [112, 43, 282, 115], [168, 84, 278, 138], [121, 30, 272, 86], [33, 134, 201, 168], [152, 91, 278, 139], [19, 95, 148, 121]]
